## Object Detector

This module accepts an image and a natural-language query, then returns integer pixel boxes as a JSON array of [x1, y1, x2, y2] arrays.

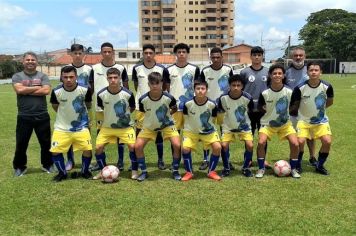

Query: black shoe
[[157, 161, 166, 170], [117, 162, 124, 171], [53, 172, 68, 182], [172, 171, 181, 181], [137, 172, 148, 182], [228, 162, 235, 171], [199, 161, 209, 170], [89, 163, 101, 171], [221, 169, 230, 177], [14, 168, 27, 177], [242, 168, 253, 177], [81, 171, 93, 179], [308, 157, 317, 167], [316, 166, 329, 175], [296, 167, 303, 174]]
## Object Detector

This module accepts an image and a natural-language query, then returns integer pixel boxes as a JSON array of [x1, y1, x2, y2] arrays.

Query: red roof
[[155, 54, 176, 65], [53, 54, 103, 65]]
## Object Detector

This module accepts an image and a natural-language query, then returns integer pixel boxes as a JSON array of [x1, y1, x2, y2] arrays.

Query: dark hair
[[148, 72, 162, 83], [143, 44, 155, 52], [194, 80, 208, 89], [307, 61, 323, 71], [23, 51, 38, 60], [101, 42, 114, 50], [267, 64, 286, 86], [228, 74, 245, 87], [210, 47, 222, 55], [106, 67, 121, 76], [173, 43, 190, 53], [61, 65, 77, 76], [251, 46, 264, 55], [70, 44, 84, 52]]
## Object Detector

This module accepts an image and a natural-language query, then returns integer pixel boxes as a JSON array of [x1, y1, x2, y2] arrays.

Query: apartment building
[[139, 0, 235, 62]]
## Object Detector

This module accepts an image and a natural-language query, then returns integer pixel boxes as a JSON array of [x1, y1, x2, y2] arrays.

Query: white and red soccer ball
[[273, 160, 291, 177], [101, 165, 120, 183]]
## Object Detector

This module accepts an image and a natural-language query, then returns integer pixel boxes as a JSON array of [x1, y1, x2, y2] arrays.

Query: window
[[142, 18, 150, 23], [118, 52, 127, 58], [163, 26, 174, 31], [153, 27, 161, 32], [195, 10, 199, 13], [201, 44, 207, 48], [163, 44, 174, 48], [152, 10, 160, 15], [163, 9, 174, 13], [200, 1, 206, 5], [189, 36, 194, 39], [200, 27, 206, 31], [207, 26, 216, 30], [189, 44, 194, 48], [200, 18, 206, 22], [144, 36, 151, 40], [137, 52, 140, 58], [152, 1, 160, 6], [143, 10, 149, 15], [195, 27, 198, 31], [200, 10, 206, 13], [142, 1, 150, 6], [195, 19, 198, 22], [143, 27, 150, 32], [207, 43, 216, 48], [206, 34, 217, 39], [189, 19, 193, 22], [189, 1, 193, 4], [207, 17, 216, 22], [195, 36, 199, 39], [132, 52, 136, 59], [152, 35, 161, 40], [162, 17, 174, 22], [162, 35, 175, 39], [189, 27, 194, 31], [189, 10, 193, 13], [152, 18, 161, 23], [195, 44, 199, 48]]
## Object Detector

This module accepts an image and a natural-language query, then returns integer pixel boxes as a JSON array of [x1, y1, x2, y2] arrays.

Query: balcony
[[161, 21, 175, 27], [162, 39, 176, 44]]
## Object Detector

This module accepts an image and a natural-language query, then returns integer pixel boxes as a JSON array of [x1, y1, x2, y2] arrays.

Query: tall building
[[139, 0, 235, 62]]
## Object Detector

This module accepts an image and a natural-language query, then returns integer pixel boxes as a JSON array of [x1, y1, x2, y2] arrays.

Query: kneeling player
[[50, 66, 93, 182], [93, 68, 138, 180], [134, 72, 181, 182], [181, 80, 222, 181], [256, 64, 300, 178], [217, 74, 254, 177]]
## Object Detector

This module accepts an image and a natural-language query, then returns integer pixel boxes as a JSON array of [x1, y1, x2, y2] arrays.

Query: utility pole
[[287, 35, 291, 58]]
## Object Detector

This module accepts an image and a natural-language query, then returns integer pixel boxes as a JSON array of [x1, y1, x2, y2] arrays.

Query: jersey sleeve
[[326, 85, 334, 98], [129, 93, 136, 109], [121, 67, 129, 82], [290, 87, 302, 105], [212, 103, 218, 117], [132, 67, 138, 82], [162, 68, 170, 84], [85, 88, 92, 102], [169, 96, 177, 109], [50, 90, 58, 104], [247, 98, 254, 112], [41, 73, 51, 86], [257, 93, 266, 111], [217, 97, 225, 112], [97, 95, 104, 109], [200, 70, 206, 82], [138, 99, 145, 112], [229, 68, 233, 77], [194, 66, 200, 81], [183, 103, 188, 115]]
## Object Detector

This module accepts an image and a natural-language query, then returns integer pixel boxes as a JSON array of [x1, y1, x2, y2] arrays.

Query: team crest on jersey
[[51, 141, 59, 147], [262, 76, 267, 82], [248, 75, 255, 82]]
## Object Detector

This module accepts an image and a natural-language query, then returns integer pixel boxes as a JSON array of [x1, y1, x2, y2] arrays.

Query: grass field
[[0, 75, 355, 235]]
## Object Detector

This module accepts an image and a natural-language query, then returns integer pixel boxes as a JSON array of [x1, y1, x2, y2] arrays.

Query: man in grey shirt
[[12, 51, 53, 176]]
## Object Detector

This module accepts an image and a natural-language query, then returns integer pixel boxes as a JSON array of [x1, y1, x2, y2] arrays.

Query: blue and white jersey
[[291, 80, 334, 124], [139, 92, 176, 131], [218, 91, 254, 133], [200, 64, 233, 101], [167, 63, 200, 111], [285, 64, 308, 89], [258, 85, 293, 127], [50, 84, 91, 132], [183, 97, 218, 134], [97, 87, 135, 129], [69, 64, 93, 87]]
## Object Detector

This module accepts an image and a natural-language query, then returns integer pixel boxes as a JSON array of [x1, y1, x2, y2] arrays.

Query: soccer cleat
[[296, 167, 303, 174], [229, 162, 235, 171], [137, 172, 148, 182], [308, 157, 317, 167], [181, 172, 193, 181], [89, 163, 101, 172], [14, 168, 27, 177], [207, 171, 222, 181], [221, 169, 230, 177], [81, 171, 93, 179], [315, 166, 329, 175], [242, 168, 253, 177], [41, 165, 56, 174], [131, 170, 139, 180], [117, 162, 124, 171], [172, 171, 182, 181], [65, 160, 74, 171], [291, 169, 301, 178], [264, 161, 272, 169], [53, 172, 67, 182], [92, 173, 102, 180], [199, 161, 209, 170], [255, 169, 265, 178], [157, 160, 166, 170]]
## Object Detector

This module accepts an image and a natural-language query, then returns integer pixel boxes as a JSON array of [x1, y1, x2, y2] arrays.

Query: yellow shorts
[[182, 131, 220, 152], [217, 112, 224, 126], [50, 129, 92, 153], [296, 121, 332, 139], [96, 112, 104, 130], [172, 111, 183, 130], [221, 131, 253, 142], [259, 121, 296, 140], [96, 127, 136, 145], [138, 125, 179, 141], [135, 111, 145, 129]]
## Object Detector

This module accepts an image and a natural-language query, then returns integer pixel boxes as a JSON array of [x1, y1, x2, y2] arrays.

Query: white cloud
[[0, 2, 31, 27], [128, 41, 139, 48], [71, 7, 90, 17], [25, 23, 65, 41], [83, 16, 97, 25]]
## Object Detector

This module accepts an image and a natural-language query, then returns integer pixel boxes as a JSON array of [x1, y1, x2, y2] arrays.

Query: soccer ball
[[273, 160, 291, 177], [101, 165, 120, 183]]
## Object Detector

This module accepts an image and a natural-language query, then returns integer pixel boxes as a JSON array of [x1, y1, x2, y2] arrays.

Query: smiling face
[[23, 54, 38, 73], [270, 68, 285, 86]]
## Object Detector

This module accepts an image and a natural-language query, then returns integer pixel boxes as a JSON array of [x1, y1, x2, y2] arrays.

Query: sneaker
[[53, 172, 67, 182], [137, 172, 148, 182], [65, 160, 74, 171], [264, 161, 272, 169], [92, 172, 102, 180], [131, 170, 139, 180], [255, 169, 265, 178], [41, 165, 56, 174], [207, 171, 222, 181], [296, 167, 303, 174], [229, 162, 235, 171], [221, 169, 230, 177], [291, 169, 301, 178], [89, 163, 101, 172], [157, 160, 166, 170], [14, 168, 27, 177], [182, 172, 193, 181], [172, 171, 182, 181], [315, 166, 329, 175], [308, 157, 317, 167], [117, 162, 124, 171], [199, 161, 209, 170], [242, 168, 253, 177]]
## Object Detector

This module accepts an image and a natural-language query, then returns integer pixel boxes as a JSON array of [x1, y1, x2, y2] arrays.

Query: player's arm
[[50, 90, 59, 112], [85, 88, 92, 110], [289, 87, 301, 116], [138, 97, 145, 113], [162, 68, 170, 91], [217, 97, 225, 113], [257, 94, 266, 113], [121, 68, 129, 89], [129, 93, 136, 113], [169, 96, 177, 114], [132, 67, 138, 91], [326, 85, 334, 108], [212, 103, 218, 124]]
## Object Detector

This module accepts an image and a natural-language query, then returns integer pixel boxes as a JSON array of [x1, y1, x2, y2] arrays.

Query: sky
[[0, 0, 355, 60]]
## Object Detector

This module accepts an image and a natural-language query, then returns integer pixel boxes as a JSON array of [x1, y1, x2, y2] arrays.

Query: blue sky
[[0, 0, 355, 60]]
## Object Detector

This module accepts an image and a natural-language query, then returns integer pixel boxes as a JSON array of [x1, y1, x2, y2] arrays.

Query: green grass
[[0, 75, 355, 235]]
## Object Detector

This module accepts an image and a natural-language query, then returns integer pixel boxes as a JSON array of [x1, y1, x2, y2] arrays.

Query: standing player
[[256, 64, 300, 178], [285, 47, 316, 170], [200, 47, 233, 171], [50, 66, 93, 182], [90, 42, 129, 172], [217, 74, 254, 177], [181, 80, 222, 181], [290, 61, 334, 175], [134, 72, 181, 182], [132, 44, 169, 170], [94, 68, 138, 180]]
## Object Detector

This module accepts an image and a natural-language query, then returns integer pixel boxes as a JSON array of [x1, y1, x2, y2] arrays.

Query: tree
[[86, 47, 93, 54], [299, 9, 356, 61]]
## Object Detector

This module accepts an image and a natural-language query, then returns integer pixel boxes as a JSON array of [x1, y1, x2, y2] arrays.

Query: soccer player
[[181, 80, 222, 181], [64, 43, 94, 171], [132, 44, 170, 170], [255, 64, 300, 178], [50, 66, 93, 182], [285, 47, 317, 169], [290, 61, 334, 175], [217, 74, 254, 177], [200, 47, 233, 171], [134, 72, 181, 182], [93, 68, 138, 180], [91, 42, 129, 172]]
